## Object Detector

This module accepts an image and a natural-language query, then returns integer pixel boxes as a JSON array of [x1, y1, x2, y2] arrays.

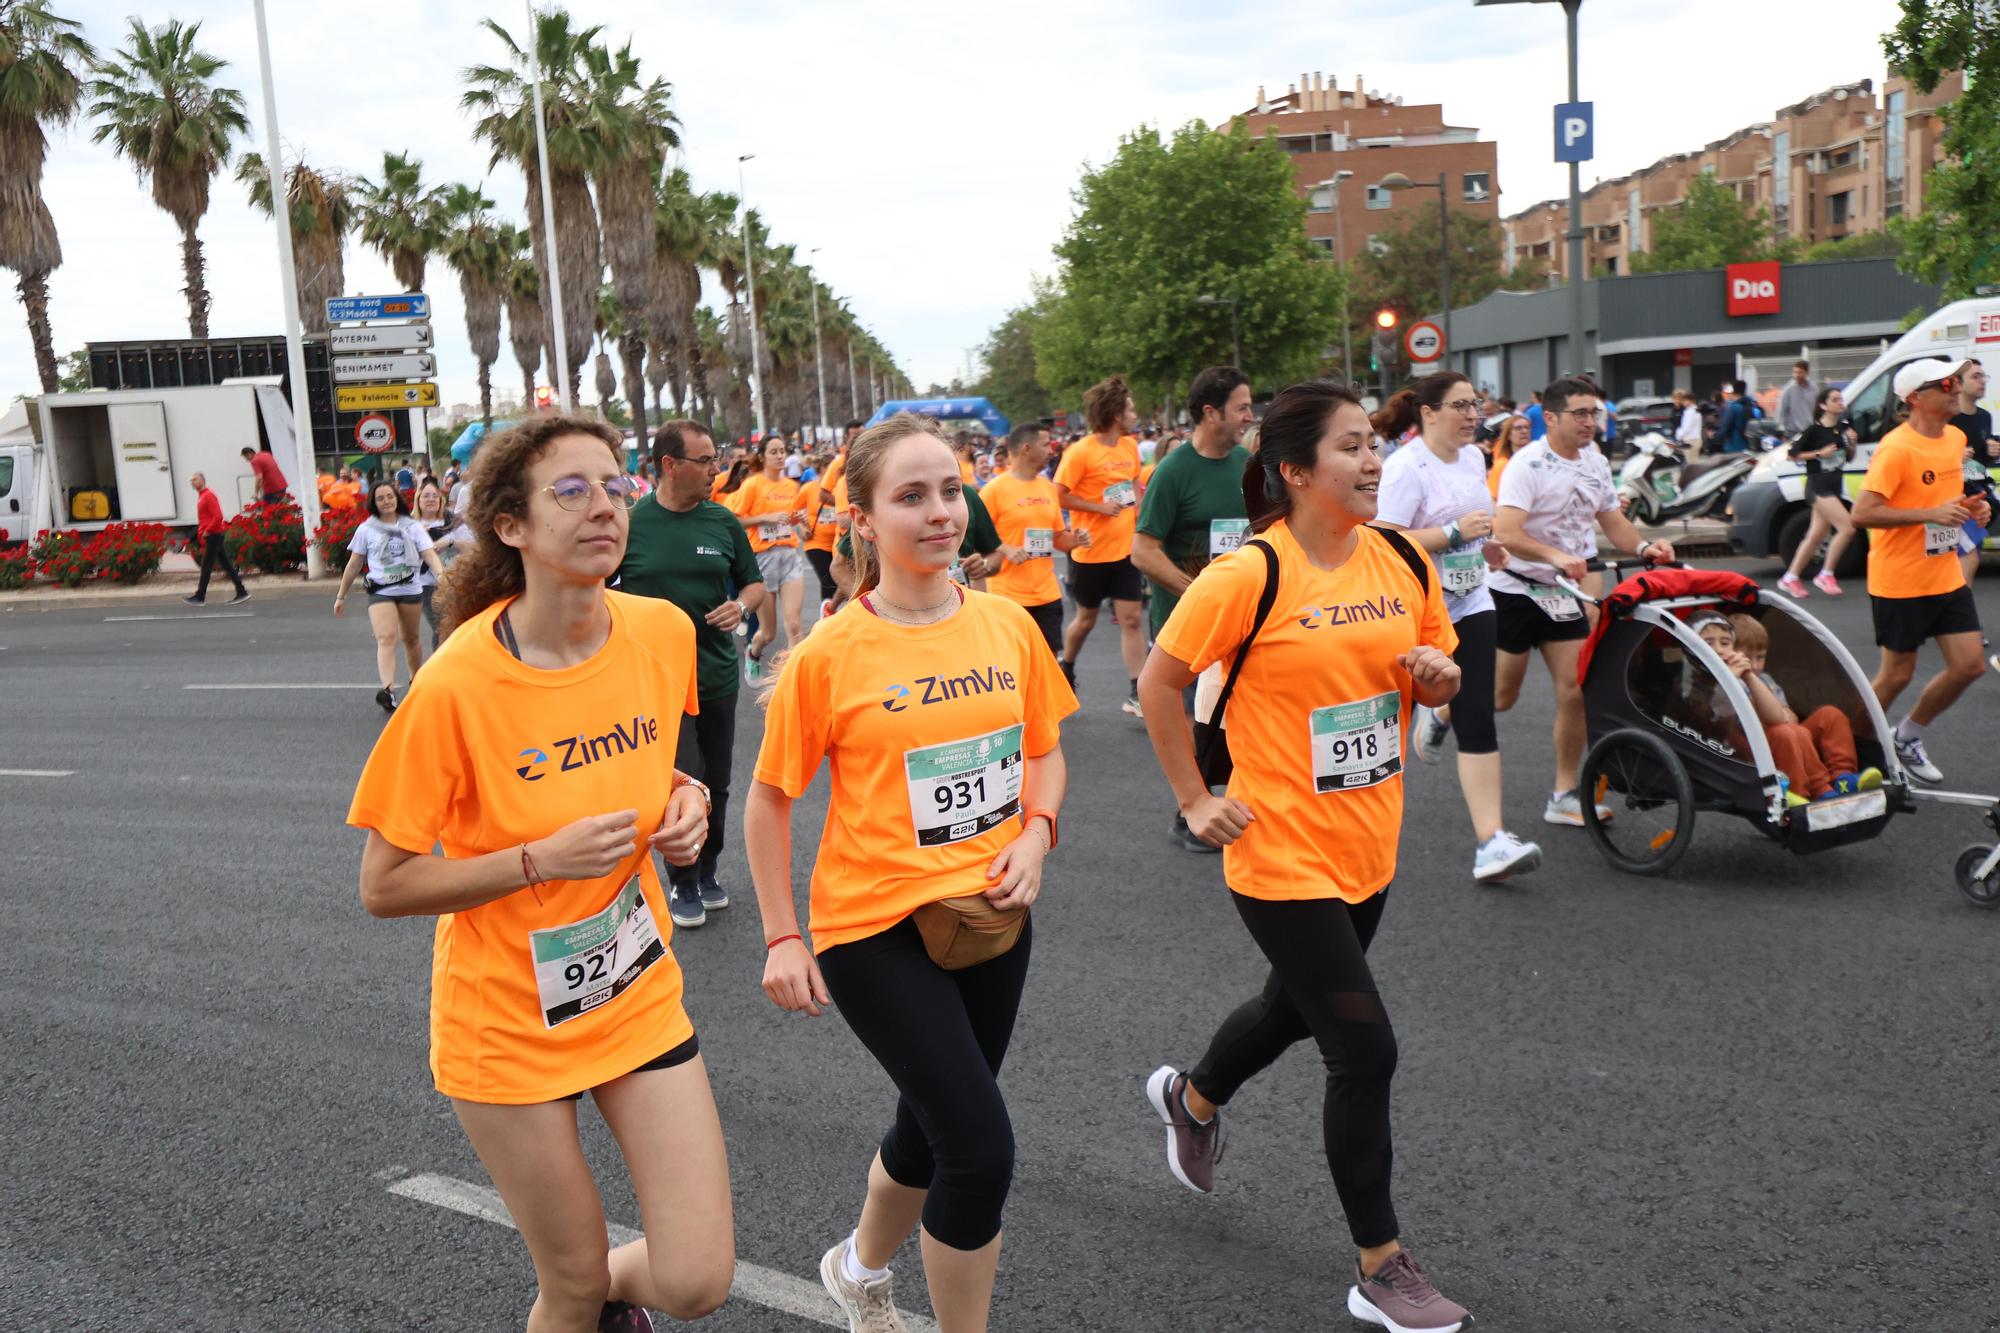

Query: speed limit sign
[[1404, 320, 1444, 364], [354, 413, 396, 452]]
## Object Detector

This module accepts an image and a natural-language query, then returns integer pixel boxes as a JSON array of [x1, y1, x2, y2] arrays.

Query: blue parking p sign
[[1554, 101, 1594, 163]]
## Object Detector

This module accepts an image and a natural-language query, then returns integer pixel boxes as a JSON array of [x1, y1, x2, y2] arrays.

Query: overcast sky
[[5, 1, 1899, 407]]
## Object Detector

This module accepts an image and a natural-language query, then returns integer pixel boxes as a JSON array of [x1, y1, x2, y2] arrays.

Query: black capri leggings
[[806, 547, 837, 602], [1446, 608, 1498, 755], [815, 911, 1033, 1251], [1187, 890, 1398, 1248]]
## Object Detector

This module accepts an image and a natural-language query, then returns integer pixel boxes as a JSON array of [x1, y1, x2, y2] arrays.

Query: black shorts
[[560, 1032, 701, 1101], [1025, 599, 1063, 656], [1805, 469, 1845, 500], [366, 591, 424, 607], [1493, 588, 1590, 655], [1067, 555, 1143, 608], [1871, 585, 1980, 653]]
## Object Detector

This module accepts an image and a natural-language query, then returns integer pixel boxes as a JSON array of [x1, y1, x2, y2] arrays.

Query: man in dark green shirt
[[616, 419, 769, 929], [1132, 365, 1255, 852]]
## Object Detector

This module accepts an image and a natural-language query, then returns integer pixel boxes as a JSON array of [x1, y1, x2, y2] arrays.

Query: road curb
[[0, 574, 328, 612]]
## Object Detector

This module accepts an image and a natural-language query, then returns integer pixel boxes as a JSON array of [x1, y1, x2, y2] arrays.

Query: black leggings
[[670, 689, 738, 884], [1188, 891, 1398, 1247], [806, 547, 837, 602], [816, 912, 1033, 1251], [1447, 609, 1498, 755], [1026, 599, 1064, 659]]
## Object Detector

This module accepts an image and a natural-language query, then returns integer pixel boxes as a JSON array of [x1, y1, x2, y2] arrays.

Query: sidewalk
[[0, 550, 329, 612]]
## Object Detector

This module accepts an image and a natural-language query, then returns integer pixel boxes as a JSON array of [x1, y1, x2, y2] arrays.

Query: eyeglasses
[[677, 453, 720, 469], [543, 475, 641, 511], [1441, 398, 1481, 415], [1559, 407, 1603, 424]]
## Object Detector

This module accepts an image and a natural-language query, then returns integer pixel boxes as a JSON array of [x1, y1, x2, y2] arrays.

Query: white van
[[1728, 297, 2000, 572]]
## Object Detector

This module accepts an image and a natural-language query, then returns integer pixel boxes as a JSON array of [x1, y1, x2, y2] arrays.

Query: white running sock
[[1896, 716, 1925, 743], [843, 1234, 889, 1285], [1180, 1085, 1213, 1126]]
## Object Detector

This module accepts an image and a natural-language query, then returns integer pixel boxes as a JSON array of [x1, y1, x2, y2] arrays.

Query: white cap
[[1892, 357, 1974, 402]]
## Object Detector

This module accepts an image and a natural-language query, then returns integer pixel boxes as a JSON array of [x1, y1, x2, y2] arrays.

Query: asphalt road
[[4, 558, 1998, 1332]]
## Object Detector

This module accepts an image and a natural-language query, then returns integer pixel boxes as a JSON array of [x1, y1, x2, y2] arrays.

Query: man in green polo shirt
[[617, 418, 770, 929], [1132, 365, 1254, 852]]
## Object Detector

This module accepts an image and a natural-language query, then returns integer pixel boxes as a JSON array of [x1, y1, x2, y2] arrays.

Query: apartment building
[[1505, 72, 1960, 281], [1232, 72, 1501, 266]]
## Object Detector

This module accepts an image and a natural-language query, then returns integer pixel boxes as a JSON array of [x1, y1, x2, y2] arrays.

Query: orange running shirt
[[710, 473, 731, 501], [795, 479, 839, 553], [754, 590, 1078, 952], [1862, 421, 1970, 599], [1054, 433, 1141, 563], [730, 472, 802, 553], [980, 472, 1065, 607], [1156, 521, 1456, 905], [347, 591, 702, 1104], [959, 459, 978, 485]]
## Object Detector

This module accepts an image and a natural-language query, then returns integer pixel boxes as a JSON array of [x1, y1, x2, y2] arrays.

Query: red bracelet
[[765, 933, 802, 950], [521, 843, 545, 887]]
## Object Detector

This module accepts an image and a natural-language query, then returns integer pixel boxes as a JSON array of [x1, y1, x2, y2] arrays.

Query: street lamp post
[[524, 0, 571, 411], [737, 154, 766, 434], [809, 247, 828, 440], [1376, 170, 1452, 369], [1317, 170, 1355, 383], [1194, 294, 1241, 368], [1477, 0, 1588, 376]]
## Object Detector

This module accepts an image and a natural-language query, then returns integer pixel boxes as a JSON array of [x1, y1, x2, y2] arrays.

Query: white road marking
[[104, 612, 255, 622], [183, 682, 376, 690], [0, 768, 75, 778], [385, 1172, 936, 1330]]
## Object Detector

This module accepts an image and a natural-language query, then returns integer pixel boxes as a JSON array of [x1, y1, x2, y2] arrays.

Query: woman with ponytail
[[745, 413, 1076, 1332], [1135, 380, 1475, 1332], [352, 415, 734, 1332]]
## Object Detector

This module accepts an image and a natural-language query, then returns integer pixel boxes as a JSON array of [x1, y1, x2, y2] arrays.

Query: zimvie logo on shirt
[[880, 665, 1020, 711], [1296, 596, 1407, 630], [515, 714, 662, 780]]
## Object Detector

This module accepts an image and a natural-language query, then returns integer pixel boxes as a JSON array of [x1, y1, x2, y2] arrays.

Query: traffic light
[[1370, 309, 1401, 375], [533, 385, 554, 412], [1374, 308, 1399, 331]]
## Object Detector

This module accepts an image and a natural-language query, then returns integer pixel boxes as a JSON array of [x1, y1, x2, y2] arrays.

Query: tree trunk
[[478, 360, 493, 429], [620, 331, 648, 451], [18, 271, 58, 393], [179, 218, 211, 340]]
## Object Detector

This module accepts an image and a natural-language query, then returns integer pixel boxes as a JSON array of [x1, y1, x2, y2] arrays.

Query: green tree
[[439, 182, 507, 427], [1, 2, 94, 392], [236, 153, 352, 334], [1883, 1, 1994, 297], [1033, 120, 1344, 407], [1350, 208, 1519, 359], [354, 150, 447, 292], [1629, 173, 1792, 273], [971, 296, 1053, 424], [87, 17, 248, 340], [1801, 230, 1902, 264]]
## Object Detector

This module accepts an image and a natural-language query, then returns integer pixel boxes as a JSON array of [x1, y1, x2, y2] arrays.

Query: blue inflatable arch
[[865, 397, 1011, 438]]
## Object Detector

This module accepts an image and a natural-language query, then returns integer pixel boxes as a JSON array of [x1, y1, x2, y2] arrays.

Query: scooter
[[1615, 430, 1765, 525]]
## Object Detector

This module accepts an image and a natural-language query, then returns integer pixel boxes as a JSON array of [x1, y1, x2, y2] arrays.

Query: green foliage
[[0, 546, 32, 589], [1033, 120, 1345, 407], [1884, 1, 1996, 298], [55, 347, 87, 390], [1801, 230, 1902, 263], [1353, 206, 1510, 323], [971, 296, 1054, 425], [1630, 174, 1792, 273]]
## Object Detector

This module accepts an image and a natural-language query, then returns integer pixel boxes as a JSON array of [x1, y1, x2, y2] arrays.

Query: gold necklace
[[871, 586, 959, 624]]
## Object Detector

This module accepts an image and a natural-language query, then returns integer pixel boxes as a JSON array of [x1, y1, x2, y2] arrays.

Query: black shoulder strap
[[1209, 538, 1280, 725], [1371, 525, 1431, 598]]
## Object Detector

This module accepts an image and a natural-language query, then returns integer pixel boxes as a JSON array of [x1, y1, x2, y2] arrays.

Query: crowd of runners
[[342, 353, 1986, 1333]]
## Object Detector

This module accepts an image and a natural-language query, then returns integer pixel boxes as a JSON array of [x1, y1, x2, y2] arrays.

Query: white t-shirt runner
[[350, 515, 435, 597], [1376, 440, 1495, 621], [1489, 441, 1619, 599]]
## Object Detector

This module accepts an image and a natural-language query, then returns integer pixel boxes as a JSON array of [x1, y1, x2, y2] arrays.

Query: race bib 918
[[1310, 692, 1403, 792], [904, 724, 1025, 846]]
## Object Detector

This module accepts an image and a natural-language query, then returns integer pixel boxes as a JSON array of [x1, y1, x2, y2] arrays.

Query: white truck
[[0, 380, 301, 545]]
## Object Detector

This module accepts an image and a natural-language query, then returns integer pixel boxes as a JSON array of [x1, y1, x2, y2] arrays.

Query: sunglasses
[[543, 475, 641, 511], [1922, 377, 1960, 394]]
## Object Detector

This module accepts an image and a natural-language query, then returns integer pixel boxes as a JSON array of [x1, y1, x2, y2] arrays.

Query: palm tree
[[439, 183, 506, 427], [87, 17, 247, 340], [0, 1, 94, 391], [236, 153, 352, 334], [593, 280, 620, 416], [651, 172, 727, 414], [463, 9, 603, 405], [354, 150, 446, 292], [501, 223, 546, 408], [579, 35, 676, 452]]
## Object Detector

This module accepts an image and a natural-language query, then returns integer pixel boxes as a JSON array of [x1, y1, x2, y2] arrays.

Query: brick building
[[1504, 72, 1961, 281], [1231, 72, 1501, 267]]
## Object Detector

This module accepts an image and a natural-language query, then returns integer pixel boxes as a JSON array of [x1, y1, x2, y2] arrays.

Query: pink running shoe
[[1348, 1250, 1470, 1332], [1812, 570, 1843, 596], [1777, 573, 1810, 599]]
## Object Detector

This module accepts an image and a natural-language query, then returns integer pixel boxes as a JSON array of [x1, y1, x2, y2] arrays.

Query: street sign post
[[337, 382, 439, 411], [330, 323, 432, 353], [326, 293, 429, 322], [334, 353, 437, 383], [1554, 100, 1594, 163], [354, 413, 396, 452], [1404, 320, 1444, 364]]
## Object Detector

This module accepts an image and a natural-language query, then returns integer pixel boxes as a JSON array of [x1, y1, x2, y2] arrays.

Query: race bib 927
[[528, 878, 665, 1029]]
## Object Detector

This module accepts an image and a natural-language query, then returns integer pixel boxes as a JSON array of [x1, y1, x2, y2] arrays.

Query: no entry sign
[[1405, 320, 1444, 364], [354, 413, 396, 452]]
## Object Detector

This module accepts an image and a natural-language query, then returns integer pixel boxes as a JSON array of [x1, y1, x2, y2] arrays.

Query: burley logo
[[1725, 261, 1781, 317], [514, 715, 662, 779]]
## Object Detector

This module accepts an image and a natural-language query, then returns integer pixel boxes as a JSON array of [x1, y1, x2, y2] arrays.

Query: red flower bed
[[315, 505, 367, 563], [0, 546, 34, 590], [21, 523, 168, 586], [226, 500, 308, 573]]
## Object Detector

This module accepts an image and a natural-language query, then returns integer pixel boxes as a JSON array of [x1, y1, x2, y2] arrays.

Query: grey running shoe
[[1346, 1249, 1470, 1333], [1472, 830, 1541, 883], [1411, 705, 1450, 764], [1144, 1064, 1223, 1194], [819, 1239, 907, 1333]]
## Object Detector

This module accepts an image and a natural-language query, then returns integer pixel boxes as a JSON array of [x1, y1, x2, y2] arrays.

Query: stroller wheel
[[1580, 728, 1695, 876], [1954, 844, 2000, 909]]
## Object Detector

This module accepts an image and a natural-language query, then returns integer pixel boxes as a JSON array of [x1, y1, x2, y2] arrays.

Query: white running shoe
[[819, 1239, 908, 1333], [1895, 733, 1944, 784], [1473, 831, 1543, 883], [1544, 788, 1613, 826], [1411, 706, 1451, 764]]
